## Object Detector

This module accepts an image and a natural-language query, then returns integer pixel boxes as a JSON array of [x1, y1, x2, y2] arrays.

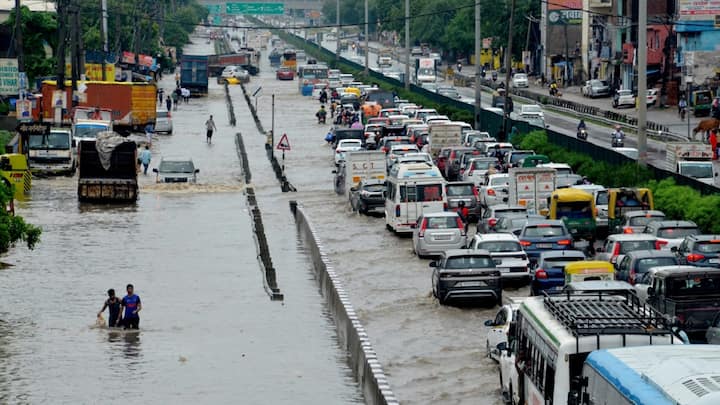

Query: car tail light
[[656, 240, 668, 249], [488, 189, 496, 196], [488, 218, 497, 228], [472, 186, 479, 200], [443, 202, 448, 210], [557, 239, 572, 246], [535, 269, 548, 279], [520, 240, 531, 247], [623, 227, 634, 234], [335, 149, 340, 154], [687, 253, 705, 262], [612, 243, 621, 257], [395, 204, 401, 217], [418, 219, 428, 237], [456, 217, 466, 236]]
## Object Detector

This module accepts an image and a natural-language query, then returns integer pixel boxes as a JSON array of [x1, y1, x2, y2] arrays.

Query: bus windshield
[[299, 67, 328, 80], [74, 124, 108, 139]]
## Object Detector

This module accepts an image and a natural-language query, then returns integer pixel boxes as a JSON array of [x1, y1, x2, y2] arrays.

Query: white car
[[424, 115, 451, 125], [386, 144, 420, 167], [339, 73, 354, 86], [221, 65, 249, 81], [484, 298, 525, 361], [470, 233, 530, 283], [613, 89, 635, 108], [462, 157, 497, 185], [511, 73, 528, 88], [480, 173, 510, 208], [537, 162, 573, 175], [646, 88, 658, 106], [519, 104, 544, 119], [390, 152, 432, 169], [154, 109, 173, 134], [334, 139, 363, 165]]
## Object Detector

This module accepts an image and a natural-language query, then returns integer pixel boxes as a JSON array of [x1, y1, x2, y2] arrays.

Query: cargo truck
[[428, 123, 462, 159], [28, 128, 75, 175], [78, 132, 138, 203], [38, 81, 156, 133], [507, 167, 557, 214], [415, 57, 437, 84], [208, 52, 258, 76], [180, 55, 209, 97], [665, 142, 716, 184], [343, 151, 387, 193]]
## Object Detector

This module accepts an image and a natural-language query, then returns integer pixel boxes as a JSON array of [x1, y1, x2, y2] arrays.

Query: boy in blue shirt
[[121, 284, 142, 330]]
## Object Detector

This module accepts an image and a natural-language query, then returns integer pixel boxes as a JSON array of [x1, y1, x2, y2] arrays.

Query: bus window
[[400, 184, 443, 202]]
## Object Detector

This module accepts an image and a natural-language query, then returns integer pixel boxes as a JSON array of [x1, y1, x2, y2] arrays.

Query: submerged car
[[153, 158, 199, 183], [154, 109, 173, 134], [431, 249, 502, 305], [349, 179, 385, 214]]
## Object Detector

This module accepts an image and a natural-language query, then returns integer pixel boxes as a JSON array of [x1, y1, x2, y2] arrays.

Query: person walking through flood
[[139, 145, 152, 175], [121, 284, 142, 330], [205, 115, 217, 144], [97, 289, 122, 327]]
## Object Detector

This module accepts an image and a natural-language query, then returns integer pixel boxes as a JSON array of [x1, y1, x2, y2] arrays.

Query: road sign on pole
[[276, 133, 291, 151], [226, 2, 284, 15]]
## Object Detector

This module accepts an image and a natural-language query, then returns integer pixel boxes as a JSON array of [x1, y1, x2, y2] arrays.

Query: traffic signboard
[[206, 4, 221, 14], [276, 133, 291, 151], [226, 2, 284, 15]]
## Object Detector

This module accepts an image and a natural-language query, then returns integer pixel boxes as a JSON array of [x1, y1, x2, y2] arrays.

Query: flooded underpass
[[0, 35, 363, 404], [232, 38, 531, 404]]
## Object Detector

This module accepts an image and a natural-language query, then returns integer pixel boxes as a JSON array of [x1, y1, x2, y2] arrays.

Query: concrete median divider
[[290, 200, 399, 405]]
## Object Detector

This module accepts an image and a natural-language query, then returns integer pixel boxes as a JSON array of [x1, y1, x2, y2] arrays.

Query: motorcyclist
[[678, 96, 688, 120], [316, 105, 327, 123], [456, 61, 462, 73], [549, 80, 558, 96], [577, 119, 587, 137], [612, 125, 625, 144], [319, 89, 328, 104]]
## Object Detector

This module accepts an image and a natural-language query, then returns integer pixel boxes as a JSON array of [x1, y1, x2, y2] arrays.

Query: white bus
[[574, 345, 720, 405], [385, 162, 446, 234], [502, 291, 681, 405]]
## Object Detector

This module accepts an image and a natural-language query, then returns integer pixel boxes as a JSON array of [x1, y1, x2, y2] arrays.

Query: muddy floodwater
[[0, 36, 362, 404]]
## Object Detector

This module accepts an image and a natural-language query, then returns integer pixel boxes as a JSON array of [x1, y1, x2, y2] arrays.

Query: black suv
[[431, 249, 502, 306], [673, 234, 720, 268]]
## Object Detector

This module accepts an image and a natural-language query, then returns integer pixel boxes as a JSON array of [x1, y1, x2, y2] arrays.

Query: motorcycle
[[611, 134, 624, 148], [316, 111, 327, 124], [679, 106, 686, 121], [577, 128, 588, 140]]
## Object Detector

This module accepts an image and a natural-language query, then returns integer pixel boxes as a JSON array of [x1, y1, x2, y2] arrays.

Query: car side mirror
[[331, 170, 337, 174], [671, 246, 678, 253], [195, 169, 200, 173], [152, 168, 158, 173], [429, 261, 437, 267], [71, 140, 77, 148], [496, 342, 507, 352], [647, 287, 655, 296], [484, 320, 495, 327]]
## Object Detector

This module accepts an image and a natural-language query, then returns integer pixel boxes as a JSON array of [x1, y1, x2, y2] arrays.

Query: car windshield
[[629, 215, 665, 226], [510, 152, 533, 163], [515, 74, 527, 80], [29, 133, 70, 150], [544, 257, 584, 269], [523, 225, 566, 237], [75, 125, 108, 139], [445, 256, 495, 269], [399, 184, 443, 202], [556, 201, 593, 219], [523, 105, 542, 113], [682, 163, 714, 178], [424, 216, 459, 229], [668, 275, 720, 297], [636, 257, 677, 274], [364, 184, 385, 193], [472, 160, 494, 169], [159, 160, 195, 173], [658, 227, 699, 239], [697, 242, 720, 253], [477, 241, 521, 252], [490, 177, 509, 186], [447, 184, 474, 196], [157, 111, 169, 118], [619, 240, 655, 253]]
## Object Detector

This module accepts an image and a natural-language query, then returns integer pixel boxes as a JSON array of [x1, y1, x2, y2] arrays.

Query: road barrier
[[224, 83, 237, 127], [290, 201, 399, 405], [235, 132, 283, 301], [238, 82, 297, 192]]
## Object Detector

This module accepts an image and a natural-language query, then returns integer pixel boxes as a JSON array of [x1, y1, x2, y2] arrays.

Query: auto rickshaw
[[548, 188, 596, 242], [606, 187, 653, 232], [343, 87, 362, 98], [520, 154, 551, 168], [0, 154, 31, 199], [564, 261, 615, 284]]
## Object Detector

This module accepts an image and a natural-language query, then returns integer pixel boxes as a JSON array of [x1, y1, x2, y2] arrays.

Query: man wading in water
[[121, 284, 142, 330], [97, 289, 122, 327]]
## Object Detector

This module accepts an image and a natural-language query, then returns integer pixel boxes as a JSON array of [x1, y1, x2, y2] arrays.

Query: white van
[[385, 162, 447, 234]]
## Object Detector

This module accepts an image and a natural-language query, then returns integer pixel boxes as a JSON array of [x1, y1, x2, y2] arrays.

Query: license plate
[[434, 235, 452, 241], [537, 243, 553, 249], [498, 268, 509, 273], [456, 281, 484, 287], [710, 259, 720, 264]]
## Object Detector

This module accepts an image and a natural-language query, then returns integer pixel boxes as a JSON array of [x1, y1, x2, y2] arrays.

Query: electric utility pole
[[101, 0, 108, 80], [503, 0, 516, 140], [474, 0, 482, 130], [14, 0, 23, 71]]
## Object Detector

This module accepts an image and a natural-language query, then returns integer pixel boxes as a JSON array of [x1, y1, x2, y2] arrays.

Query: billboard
[[0, 58, 18, 95], [679, 0, 720, 18], [226, 2, 284, 15], [548, 0, 582, 25], [66, 63, 116, 81]]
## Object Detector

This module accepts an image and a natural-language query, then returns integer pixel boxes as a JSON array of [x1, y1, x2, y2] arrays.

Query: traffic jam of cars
[[302, 60, 720, 404]]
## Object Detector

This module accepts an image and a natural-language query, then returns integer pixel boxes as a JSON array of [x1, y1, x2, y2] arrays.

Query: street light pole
[[474, 0, 482, 130], [335, 0, 340, 63], [404, 0, 410, 90], [637, 0, 647, 164], [364, 0, 369, 76], [503, 0, 516, 140]]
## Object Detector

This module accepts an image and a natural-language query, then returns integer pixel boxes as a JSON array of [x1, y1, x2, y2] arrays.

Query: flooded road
[[0, 34, 362, 404], [237, 37, 529, 404]]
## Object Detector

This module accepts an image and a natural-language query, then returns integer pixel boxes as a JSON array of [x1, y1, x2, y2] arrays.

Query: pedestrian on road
[[710, 130, 718, 160], [175, 72, 180, 87], [172, 90, 179, 111], [157, 88, 164, 104], [120, 284, 142, 330], [165, 95, 172, 111], [145, 123, 154, 147], [457, 201, 470, 233], [182, 88, 190, 103], [205, 115, 217, 144], [97, 288, 122, 328], [139, 145, 152, 175]]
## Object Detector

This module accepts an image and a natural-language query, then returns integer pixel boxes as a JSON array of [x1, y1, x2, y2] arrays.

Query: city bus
[[572, 345, 720, 405], [281, 49, 297, 70], [385, 162, 446, 234], [297, 64, 329, 92], [502, 291, 681, 405]]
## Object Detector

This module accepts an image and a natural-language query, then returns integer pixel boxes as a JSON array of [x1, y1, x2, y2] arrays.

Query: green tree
[[0, 181, 41, 255], [3, 7, 58, 81]]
